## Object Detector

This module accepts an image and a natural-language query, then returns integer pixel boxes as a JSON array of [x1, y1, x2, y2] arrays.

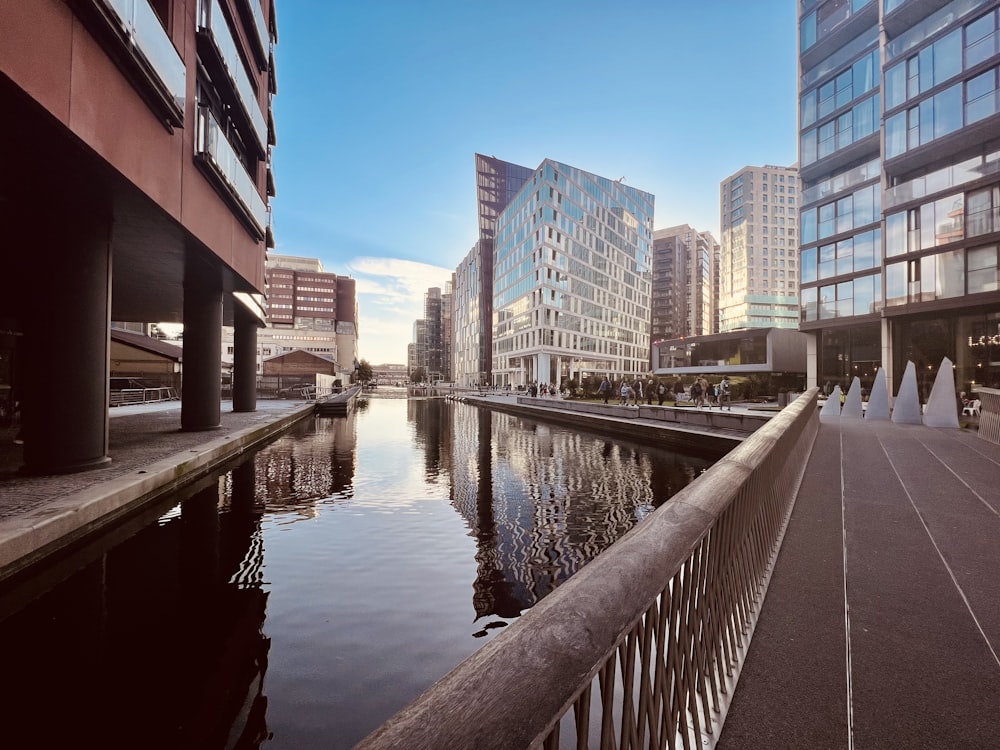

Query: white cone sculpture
[[821, 385, 842, 416], [841, 376, 864, 419], [923, 357, 960, 428], [891, 361, 923, 424], [865, 368, 890, 420]]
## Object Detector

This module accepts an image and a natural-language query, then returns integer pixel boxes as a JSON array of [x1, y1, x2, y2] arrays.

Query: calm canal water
[[0, 395, 715, 749]]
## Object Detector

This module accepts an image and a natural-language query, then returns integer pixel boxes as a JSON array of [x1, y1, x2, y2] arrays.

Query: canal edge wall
[[0, 404, 316, 584], [459, 395, 766, 457]]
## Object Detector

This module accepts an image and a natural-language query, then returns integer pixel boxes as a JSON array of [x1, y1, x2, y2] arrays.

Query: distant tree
[[356, 359, 373, 384], [410, 367, 426, 384]]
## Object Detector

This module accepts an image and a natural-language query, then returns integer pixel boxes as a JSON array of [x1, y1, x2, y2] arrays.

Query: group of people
[[595, 375, 731, 410], [686, 375, 732, 410]]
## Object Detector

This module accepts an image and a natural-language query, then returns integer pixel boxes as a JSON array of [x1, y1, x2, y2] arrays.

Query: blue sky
[[271, 1, 799, 365]]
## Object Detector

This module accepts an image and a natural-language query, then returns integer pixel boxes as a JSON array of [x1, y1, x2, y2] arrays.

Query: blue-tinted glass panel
[[801, 11, 817, 51], [886, 262, 907, 305], [886, 111, 906, 157], [933, 84, 963, 138], [802, 246, 818, 284], [854, 185, 875, 226], [819, 284, 836, 319], [802, 208, 818, 244], [966, 68, 998, 124], [933, 30, 962, 86], [965, 11, 998, 68], [854, 274, 875, 315], [854, 50, 877, 94], [854, 229, 876, 269], [819, 243, 837, 279], [836, 70, 854, 108], [886, 212, 906, 256], [885, 62, 905, 108], [802, 88, 818, 127], [837, 239, 854, 275], [801, 285, 818, 322], [937, 249, 965, 298]]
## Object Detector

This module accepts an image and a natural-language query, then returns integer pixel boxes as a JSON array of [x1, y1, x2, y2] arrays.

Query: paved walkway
[[0, 399, 313, 519], [717, 416, 1000, 749]]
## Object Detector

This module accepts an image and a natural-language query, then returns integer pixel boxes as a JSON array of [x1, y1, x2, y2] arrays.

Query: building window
[[968, 245, 999, 293], [966, 66, 999, 124]]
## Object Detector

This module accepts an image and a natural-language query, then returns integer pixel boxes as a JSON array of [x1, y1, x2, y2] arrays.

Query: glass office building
[[491, 159, 655, 388], [798, 0, 1000, 399]]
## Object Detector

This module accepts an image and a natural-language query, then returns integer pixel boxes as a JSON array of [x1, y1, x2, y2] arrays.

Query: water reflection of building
[[0, 470, 272, 748], [408, 397, 455, 483], [251, 416, 357, 518], [444, 402, 711, 622]]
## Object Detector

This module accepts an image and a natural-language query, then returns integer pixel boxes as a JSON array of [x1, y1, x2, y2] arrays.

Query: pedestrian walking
[[719, 376, 732, 410], [598, 376, 612, 404], [657, 380, 666, 406]]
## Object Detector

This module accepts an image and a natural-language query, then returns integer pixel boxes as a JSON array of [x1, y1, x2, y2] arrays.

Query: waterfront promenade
[[1, 395, 998, 747], [717, 415, 1000, 749]]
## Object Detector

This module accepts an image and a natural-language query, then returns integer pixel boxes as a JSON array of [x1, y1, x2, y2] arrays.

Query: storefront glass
[[818, 322, 881, 395], [893, 310, 1000, 401]]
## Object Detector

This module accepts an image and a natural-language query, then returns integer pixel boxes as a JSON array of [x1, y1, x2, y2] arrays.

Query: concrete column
[[232, 306, 258, 413], [182, 273, 223, 431], [21, 205, 112, 474]]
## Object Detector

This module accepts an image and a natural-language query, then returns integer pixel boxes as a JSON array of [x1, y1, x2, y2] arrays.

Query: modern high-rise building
[[421, 285, 453, 382], [719, 165, 801, 331], [652, 226, 720, 341], [798, 0, 1000, 398], [491, 159, 655, 388], [412, 320, 427, 378], [453, 246, 483, 387], [1, 0, 277, 473], [468, 155, 535, 385]]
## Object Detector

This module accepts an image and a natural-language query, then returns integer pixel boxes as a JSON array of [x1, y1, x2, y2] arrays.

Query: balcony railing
[[198, 0, 268, 153], [196, 106, 268, 236], [358, 390, 821, 750], [101, 0, 186, 117], [243, 0, 270, 65]]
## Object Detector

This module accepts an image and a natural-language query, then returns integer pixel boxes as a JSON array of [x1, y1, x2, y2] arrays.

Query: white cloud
[[347, 256, 454, 365]]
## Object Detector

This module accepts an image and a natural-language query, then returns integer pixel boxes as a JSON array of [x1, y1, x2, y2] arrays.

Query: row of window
[[886, 185, 1000, 256], [885, 66, 999, 159], [801, 241, 999, 321], [801, 0, 873, 53], [802, 229, 882, 284], [801, 48, 878, 128], [801, 272, 882, 321], [801, 183, 881, 244], [885, 6, 999, 109], [801, 93, 879, 166], [886, 243, 999, 304]]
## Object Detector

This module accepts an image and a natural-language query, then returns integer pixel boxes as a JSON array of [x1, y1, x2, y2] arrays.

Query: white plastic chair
[[962, 399, 981, 417]]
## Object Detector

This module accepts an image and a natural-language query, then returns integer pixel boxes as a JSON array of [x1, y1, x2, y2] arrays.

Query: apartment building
[[651, 225, 720, 343], [0, 0, 277, 473], [719, 165, 801, 331], [798, 0, 1000, 397]]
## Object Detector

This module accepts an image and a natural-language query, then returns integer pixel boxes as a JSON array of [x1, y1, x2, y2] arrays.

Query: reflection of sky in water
[[253, 397, 713, 748]]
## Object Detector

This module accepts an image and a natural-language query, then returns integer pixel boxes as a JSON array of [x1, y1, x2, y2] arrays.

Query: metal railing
[[977, 387, 1000, 445], [196, 106, 268, 234], [358, 388, 820, 750], [198, 0, 268, 152], [101, 0, 186, 112], [110, 387, 179, 406]]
